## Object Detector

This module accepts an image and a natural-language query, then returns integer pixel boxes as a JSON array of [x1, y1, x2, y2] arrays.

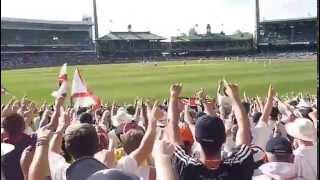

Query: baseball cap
[[88, 169, 139, 180], [266, 136, 292, 154], [195, 115, 225, 143], [66, 157, 107, 180]]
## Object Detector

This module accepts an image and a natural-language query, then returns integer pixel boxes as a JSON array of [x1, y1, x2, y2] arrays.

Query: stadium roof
[[260, 17, 316, 24], [1, 17, 93, 26], [171, 32, 252, 42], [99, 32, 166, 41]]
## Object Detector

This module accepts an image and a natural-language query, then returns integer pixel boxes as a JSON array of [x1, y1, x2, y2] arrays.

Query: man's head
[[270, 107, 279, 121], [125, 105, 135, 116], [121, 129, 144, 154], [266, 136, 293, 163], [2, 113, 25, 136], [195, 115, 226, 157], [79, 112, 94, 124], [64, 123, 99, 159], [252, 112, 262, 124]]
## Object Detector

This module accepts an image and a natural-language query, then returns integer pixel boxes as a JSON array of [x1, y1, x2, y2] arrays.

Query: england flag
[[58, 63, 67, 86], [71, 68, 101, 109]]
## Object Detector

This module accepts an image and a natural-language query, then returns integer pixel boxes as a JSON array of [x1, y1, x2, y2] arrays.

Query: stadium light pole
[[93, 0, 101, 59], [255, 0, 260, 52]]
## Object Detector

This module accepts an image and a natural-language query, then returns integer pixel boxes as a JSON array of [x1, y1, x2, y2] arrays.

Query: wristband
[[36, 138, 49, 146]]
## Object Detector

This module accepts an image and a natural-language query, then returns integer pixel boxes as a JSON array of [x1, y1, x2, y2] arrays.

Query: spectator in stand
[[253, 136, 298, 179], [1, 113, 35, 180], [168, 82, 255, 180], [285, 118, 317, 180]]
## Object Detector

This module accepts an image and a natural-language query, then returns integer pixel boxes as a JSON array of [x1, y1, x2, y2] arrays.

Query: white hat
[[111, 108, 134, 127], [296, 99, 311, 109], [1, 143, 14, 156], [285, 118, 316, 142]]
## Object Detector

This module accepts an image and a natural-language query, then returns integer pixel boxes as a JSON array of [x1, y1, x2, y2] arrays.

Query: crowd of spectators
[[1, 80, 318, 180], [1, 50, 316, 70]]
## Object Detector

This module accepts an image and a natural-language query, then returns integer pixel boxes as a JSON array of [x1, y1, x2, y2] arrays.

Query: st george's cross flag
[[71, 68, 101, 109], [51, 80, 68, 98], [58, 63, 67, 86]]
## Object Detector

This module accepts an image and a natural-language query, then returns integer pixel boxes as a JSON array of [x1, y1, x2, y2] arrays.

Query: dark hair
[[126, 106, 135, 116], [77, 107, 88, 116], [2, 113, 25, 135], [252, 112, 262, 124], [64, 124, 99, 159], [122, 129, 144, 154], [270, 107, 279, 120], [79, 112, 94, 124], [299, 107, 313, 120]]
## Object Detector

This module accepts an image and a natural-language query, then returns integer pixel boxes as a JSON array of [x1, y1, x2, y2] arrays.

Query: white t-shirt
[[252, 121, 273, 150], [117, 155, 149, 180], [293, 145, 317, 180], [48, 152, 70, 180]]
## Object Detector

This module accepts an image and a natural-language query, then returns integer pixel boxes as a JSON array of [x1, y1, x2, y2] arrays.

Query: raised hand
[[224, 80, 240, 101], [1, 98, 14, 117], [267, 84, 276, 99], [170, 83, 183, 98], [196, 88, 207, 101], [56, 108, 72, 133], [148, 101, 162, 127]]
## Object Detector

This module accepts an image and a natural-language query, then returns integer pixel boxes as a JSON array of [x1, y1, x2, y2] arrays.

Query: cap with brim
[[66, 157, 107, 180], [1, 143, 14, 156], [195, 115, 225, 143], [285, 118, 316, 142], [266, 136, 292, 154], [88, 169, 139, 180]]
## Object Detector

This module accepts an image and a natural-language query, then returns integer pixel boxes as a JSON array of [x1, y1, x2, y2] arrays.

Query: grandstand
[[258, 17, 317, 52], [98, 31, 166, 59], [1, 17, 96, 69], [169, 25, 254, 57]]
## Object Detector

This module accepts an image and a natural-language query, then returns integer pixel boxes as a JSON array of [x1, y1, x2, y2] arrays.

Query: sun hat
[[285, 118, 316, 142], [1, 143, 14, 156], [111, 108, 134, 127]]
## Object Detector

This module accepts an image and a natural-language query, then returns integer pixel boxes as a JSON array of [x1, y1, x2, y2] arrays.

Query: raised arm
[[49, 108, 71, 154], [130, 101, 161, 166], [167, 83, 183, 145], [259, 85, 276, 125], [184, 104, 195, 140], [28, 126, 53, 180], [196, 88, 216, 117], [224, 81, 251, 145], [47, 97, 65, 131]]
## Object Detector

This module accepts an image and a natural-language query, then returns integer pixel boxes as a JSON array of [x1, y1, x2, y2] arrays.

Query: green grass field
[[1, 59, 317, 104]]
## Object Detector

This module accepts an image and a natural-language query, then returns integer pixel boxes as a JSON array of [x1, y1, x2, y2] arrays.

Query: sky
[[1, 0, 317, 40]]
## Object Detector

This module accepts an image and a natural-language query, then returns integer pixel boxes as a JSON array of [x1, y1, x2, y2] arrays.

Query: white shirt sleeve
[[252, 121, 273, 150], [48, 152, 70, 180]]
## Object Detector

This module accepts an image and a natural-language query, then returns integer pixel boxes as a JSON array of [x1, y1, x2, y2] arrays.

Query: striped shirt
[[171, 144, 255, 180]]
